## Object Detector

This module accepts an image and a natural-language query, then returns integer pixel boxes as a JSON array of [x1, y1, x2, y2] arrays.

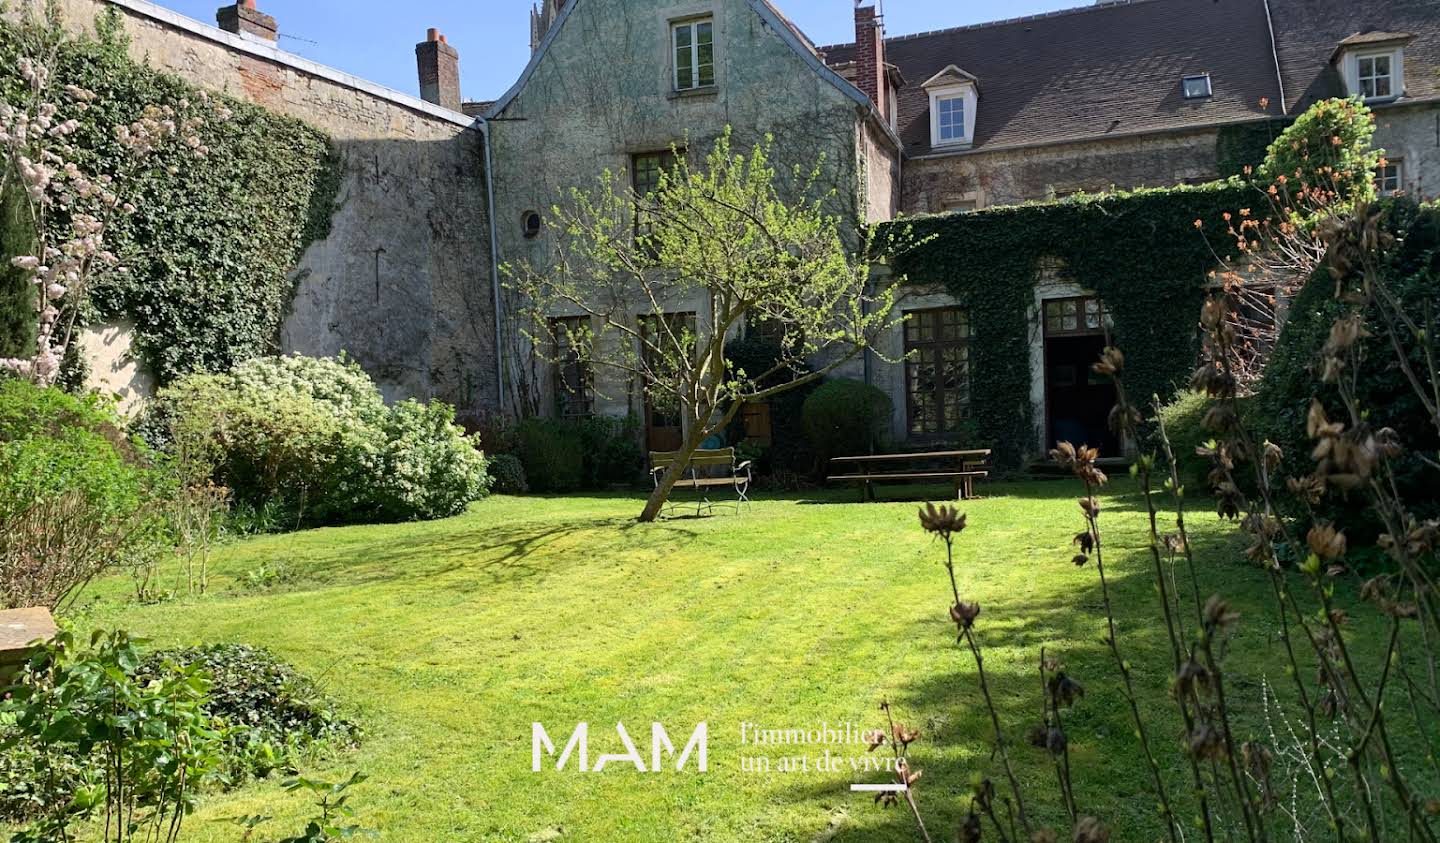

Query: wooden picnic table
[[827, 449, 992, 501]]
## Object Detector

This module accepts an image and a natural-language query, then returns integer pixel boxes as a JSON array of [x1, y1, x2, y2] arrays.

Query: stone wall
[[902, 128, 1223, 212], [19, 0, 496, 419], [1372, 102, 1440, 201]]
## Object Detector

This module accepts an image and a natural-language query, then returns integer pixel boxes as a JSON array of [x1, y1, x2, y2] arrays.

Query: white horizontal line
[[850, 784, 908, 792]]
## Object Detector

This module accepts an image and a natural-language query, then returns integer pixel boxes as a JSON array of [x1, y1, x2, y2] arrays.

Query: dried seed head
[[919, 502, 967, 537], [1072, 816, 1112, 843], [1188, 723, 1226, 761], [951, 600, 982, 630], [958, 811, 983, 843], [1203, 594, 1239, 630], [1306, 524, 1347, 561]]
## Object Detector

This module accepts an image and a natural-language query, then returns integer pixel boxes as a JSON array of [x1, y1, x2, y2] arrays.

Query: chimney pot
[[416, 29, 461, 111]]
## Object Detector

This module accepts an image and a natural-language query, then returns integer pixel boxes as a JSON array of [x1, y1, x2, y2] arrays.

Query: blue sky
[[148, 0, 1079, 103]]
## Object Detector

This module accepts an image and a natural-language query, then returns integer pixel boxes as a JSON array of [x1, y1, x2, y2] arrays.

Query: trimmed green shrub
[[156, 355, 488, 529], [801, 378, 892, 465], [0, 381, 170, 609], [575, 415, 644, 488], [488, 454, 529, 494], [1253, 199, 1440, 540], [138, 643, 360, 781], [1153, 390, 1212, 492], [516, 418, 585, 493], [1258, 97, 1380, 208]]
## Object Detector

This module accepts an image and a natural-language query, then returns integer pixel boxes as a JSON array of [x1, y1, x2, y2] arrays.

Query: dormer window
[[1333, 32, 1411, 103], [1182, 74, 1212, 99], [923, 65, 979, 149]]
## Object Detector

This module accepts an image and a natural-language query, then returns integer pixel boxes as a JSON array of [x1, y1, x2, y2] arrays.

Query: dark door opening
[[1043, 297, 1118, 454]]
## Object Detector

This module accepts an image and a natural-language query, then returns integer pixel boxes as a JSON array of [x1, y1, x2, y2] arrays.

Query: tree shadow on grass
[[231, 515, 700, 595]]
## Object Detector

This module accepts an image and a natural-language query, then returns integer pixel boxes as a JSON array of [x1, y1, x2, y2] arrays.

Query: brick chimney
[[416, 29, 462, 111], [216, 0, 277, 43], [853, 1, 887, 119]]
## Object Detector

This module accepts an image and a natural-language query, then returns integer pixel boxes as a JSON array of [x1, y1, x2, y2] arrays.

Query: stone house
[[20, 0, 1440, 461], [504, 0, 1440, 457]]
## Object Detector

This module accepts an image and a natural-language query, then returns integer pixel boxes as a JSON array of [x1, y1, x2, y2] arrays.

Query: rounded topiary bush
[[1153, 390, 1212, 492], [488, 453, 529, 494], [801, 378, 892, 465]]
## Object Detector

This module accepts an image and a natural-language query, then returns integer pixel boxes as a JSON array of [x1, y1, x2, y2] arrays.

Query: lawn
[[64, 479, 1404, 842]]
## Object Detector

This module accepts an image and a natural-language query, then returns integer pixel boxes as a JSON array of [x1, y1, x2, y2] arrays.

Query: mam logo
[[532, 722, 708, 773]]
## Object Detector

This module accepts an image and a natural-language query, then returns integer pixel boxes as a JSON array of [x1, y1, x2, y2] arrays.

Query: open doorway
[[1043, 296, 1118, 454]]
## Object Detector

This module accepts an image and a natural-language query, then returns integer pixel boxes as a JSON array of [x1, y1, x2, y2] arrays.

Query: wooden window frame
[[904, 306, 972, 437], [550, 315, 594, 419], [1043, 296, 1110, 338]]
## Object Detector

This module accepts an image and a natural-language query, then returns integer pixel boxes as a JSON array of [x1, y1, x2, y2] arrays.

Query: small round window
[[522, 210, 542, 239]]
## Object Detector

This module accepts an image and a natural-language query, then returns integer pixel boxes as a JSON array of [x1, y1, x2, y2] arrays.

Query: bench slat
[[827, 471, 989, 482], [673, 478, 741, 489]]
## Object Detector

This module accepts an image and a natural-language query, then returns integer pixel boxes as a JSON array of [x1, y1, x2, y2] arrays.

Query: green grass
[[59, 480, 1411, 842]]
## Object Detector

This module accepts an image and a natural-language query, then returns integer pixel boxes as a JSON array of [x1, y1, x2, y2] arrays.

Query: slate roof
[[821, 0, 1286, 157], [1267, 0, 1440, 113]]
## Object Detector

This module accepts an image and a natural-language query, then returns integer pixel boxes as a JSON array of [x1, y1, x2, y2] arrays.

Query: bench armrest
[[735, 460, 753, 472]]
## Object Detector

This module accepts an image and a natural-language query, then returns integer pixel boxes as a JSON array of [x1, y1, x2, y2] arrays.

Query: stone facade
[[902, 128, 1223, 212], [18, 0, 497, 420], [487, 0, 897, 425]]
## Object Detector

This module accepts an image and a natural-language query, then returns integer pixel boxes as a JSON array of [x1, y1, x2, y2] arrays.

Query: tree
[[506, 130, 905, 522]]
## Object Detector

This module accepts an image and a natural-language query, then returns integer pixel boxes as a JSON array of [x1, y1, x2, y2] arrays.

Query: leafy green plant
[[0, 380, 171, 610], [516, 417, 585, 493], [236, 772, 373, 843], [801, 377, 892, 466], [1257, 97, 1381, 211], [486, 453, 529, 494], [879, 180, 1253, 465], [1152, 389, 1213, 492], [2, 628, 225, 843], [139, 644, 360, 782]]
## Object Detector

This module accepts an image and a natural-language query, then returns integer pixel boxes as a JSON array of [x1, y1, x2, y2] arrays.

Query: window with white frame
[[672, 18, 714, 92], [924, 66, 979, 149], [936, 96, 965, 143], [1357, 51, 1395, 99], [1376, 159, 1403, 196], [1182, 74, 1212, 99]]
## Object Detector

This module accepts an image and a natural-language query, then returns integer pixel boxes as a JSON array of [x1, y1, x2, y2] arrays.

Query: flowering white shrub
[[154, 354, 489, 529]]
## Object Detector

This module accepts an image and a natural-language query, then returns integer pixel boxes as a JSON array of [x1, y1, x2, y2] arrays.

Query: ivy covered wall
[[0, 11, 340, 383], [879, 181, 1256, 463]]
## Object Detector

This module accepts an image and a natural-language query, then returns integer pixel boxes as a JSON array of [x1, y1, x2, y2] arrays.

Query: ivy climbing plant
[[878, 181, 1257, 464], [0, 9, 340, 383]]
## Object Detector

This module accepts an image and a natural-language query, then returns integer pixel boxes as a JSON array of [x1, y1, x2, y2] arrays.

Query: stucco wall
[[22, 0, 496, 418], [902, 128, 1222, 212], [491, 0, 874, 422], [1372, 101, 1440, 201]]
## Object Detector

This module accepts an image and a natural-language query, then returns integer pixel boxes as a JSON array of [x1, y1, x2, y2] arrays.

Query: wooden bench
[[650, 447, 753, 516], [826, 449, 992, 501]]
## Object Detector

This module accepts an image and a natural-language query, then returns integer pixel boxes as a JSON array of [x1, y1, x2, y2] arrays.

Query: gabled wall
[[489, 0, 889, 419]]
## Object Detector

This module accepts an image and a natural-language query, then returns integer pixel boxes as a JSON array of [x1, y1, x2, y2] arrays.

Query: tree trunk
[[636, 419, 713, 523]]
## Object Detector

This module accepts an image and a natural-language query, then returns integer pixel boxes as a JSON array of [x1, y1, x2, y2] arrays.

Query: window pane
[[903, 307, 971, 436], [1373, 75, 1391, 97]]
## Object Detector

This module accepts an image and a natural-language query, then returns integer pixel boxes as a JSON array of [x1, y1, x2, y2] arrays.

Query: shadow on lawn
[[244, 515, 700, 595]]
